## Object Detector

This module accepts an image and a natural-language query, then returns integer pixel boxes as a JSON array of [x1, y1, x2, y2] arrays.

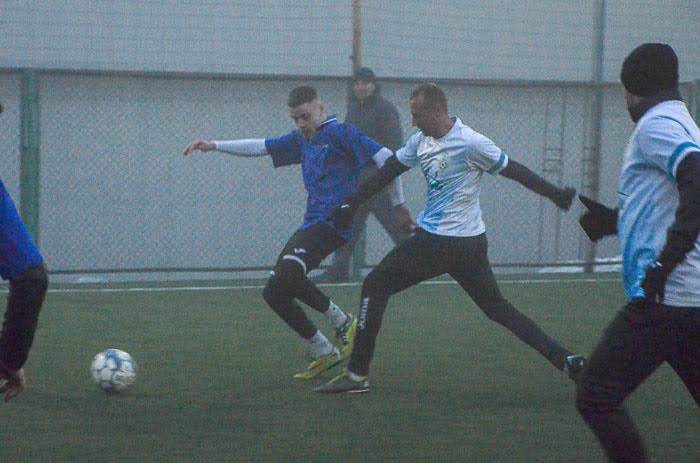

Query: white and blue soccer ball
[[90, 349, 137, 393]]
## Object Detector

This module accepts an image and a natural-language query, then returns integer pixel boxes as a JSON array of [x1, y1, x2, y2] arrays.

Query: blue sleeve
[[342, 123, 383, 167], [265, 132, 301, 168], [0, 180, 43, 280]]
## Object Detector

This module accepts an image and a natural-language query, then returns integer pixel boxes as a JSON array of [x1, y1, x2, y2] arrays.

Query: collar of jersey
[[317, 115, 338, 131]]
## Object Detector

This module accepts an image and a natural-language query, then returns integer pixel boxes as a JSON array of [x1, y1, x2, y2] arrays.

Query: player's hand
[[392, 204, 418, 234], [578, 195, 618, 242], [0, 363, 26, 403], [183, 139, 216, 156], [329, 200, 358, 230], [552, 186, 576, 210], [641, 261, 670, 304]]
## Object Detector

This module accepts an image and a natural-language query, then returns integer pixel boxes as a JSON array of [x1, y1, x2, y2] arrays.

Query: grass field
[[2, 274, 698, 462]]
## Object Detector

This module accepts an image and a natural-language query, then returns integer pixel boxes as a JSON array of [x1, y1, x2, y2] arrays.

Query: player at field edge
[[183, 85, 415, 379], [575, 43, 700, 463], [315, 67, 416, 283], [0, 103, 49, 402], [314, 82, 584, 394]]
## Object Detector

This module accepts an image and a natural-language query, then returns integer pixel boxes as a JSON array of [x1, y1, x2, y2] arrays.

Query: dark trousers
[[576, 299, 700, 463], [348, 229, 571, 376]]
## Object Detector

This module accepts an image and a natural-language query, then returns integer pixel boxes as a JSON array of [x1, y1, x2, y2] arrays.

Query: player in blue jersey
[[0, 104, 49, 402], [575, 43, 699, 463], [315, 83, 583, 393], [184, 86, 414, 379]]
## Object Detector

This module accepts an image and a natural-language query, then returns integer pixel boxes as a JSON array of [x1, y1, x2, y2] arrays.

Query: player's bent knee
[[263, 258, 306, 304]]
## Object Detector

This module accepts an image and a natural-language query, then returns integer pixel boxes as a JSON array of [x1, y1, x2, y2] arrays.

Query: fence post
[[20, 69, 41, 245], [350, 0, 367, 280], [581, 0, 606, 273]]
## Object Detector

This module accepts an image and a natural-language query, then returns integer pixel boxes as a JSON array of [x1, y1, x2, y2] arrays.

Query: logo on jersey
[[293, 248, 307, 255]]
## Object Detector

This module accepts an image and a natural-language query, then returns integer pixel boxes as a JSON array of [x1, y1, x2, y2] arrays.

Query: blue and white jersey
[[396, 117, 508, 237], [618, 100, 700, 305], [0, 179, 43, 280], [265, 116, 382, 240]]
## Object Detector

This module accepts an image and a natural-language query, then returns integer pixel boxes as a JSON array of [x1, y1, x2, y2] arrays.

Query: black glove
[[578, 195, 618, 242], [329, 198, 359, 230], [553, 187, 576, 211], [641, 261, 670, 304]]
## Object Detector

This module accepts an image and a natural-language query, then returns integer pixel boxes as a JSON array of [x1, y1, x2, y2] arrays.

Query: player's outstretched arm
[[183, 139, 216, 155], [499, 159, 575, 210], [184, 139, 268, 158], [330, 155, 409, 229]]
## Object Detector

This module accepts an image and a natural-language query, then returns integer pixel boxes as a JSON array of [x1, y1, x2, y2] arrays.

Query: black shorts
[[274, 222, 346, 275]]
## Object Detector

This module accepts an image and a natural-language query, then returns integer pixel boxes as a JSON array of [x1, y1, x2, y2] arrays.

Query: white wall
[[2, 1, 698, 82]]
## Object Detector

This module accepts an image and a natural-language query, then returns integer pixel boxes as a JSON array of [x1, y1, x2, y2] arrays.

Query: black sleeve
[[500, 159, 574, 209], [657, 152, 700, 271], [500, 159, 560, 198], [347, 155, 409, 206], [0, 263, 48, 371]]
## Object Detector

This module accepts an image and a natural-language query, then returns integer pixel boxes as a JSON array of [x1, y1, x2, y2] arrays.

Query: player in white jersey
[[576, 43, 700, 462], [315, 83, 584, 394]]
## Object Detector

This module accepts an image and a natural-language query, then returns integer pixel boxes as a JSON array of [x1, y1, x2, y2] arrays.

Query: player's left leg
[[449, 233, 574, 372], [664, 304, 700, 405]]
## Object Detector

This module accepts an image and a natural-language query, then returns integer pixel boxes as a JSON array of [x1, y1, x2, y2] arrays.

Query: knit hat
[[620, 43, 678, 96], [353, 67, 377, 83]]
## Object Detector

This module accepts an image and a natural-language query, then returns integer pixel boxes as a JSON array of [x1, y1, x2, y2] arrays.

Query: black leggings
[[348, 229, 571, 376]]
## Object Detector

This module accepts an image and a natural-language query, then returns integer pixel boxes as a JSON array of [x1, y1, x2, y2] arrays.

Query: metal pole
[[20, 70, 41, 244], [582, 0, 606, 273], [350, 0, 366, 279], [351, 0, 362, 72]]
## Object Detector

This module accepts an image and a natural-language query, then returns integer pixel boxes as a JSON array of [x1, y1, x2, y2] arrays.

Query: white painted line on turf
[[0, 276, 621, 294]]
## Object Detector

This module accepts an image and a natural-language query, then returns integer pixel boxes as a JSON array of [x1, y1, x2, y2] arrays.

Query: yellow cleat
[[293, 347, 342, 380], [336, 314, 357, 359]]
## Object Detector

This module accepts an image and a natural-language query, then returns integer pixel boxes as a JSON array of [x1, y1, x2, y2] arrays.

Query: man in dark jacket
[[317, 67, 416, 282]]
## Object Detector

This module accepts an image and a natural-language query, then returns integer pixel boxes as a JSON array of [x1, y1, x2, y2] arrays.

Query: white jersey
[[618, 100, 700, 306], [396, 117, 508, 237]]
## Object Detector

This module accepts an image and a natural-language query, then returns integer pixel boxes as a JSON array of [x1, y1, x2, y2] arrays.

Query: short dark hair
[[352, 67, 376, 83], [410, 83, 448, 112], [288, 86, 318, 108]]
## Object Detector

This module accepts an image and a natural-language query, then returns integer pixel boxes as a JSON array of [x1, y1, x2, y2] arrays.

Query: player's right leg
[[315, 229, 447, 393], [575, 300, 667, 462]]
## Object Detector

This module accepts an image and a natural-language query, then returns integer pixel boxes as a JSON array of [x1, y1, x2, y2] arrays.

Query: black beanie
[[620, 43, 679, 96], [353, 67, 377, 83]]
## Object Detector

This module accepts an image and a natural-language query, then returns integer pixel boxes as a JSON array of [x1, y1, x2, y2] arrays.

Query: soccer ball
[[90, 349, 137, 393]]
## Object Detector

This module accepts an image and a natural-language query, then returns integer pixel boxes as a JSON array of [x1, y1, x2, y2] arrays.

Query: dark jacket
[[346, 84, 403, 152]]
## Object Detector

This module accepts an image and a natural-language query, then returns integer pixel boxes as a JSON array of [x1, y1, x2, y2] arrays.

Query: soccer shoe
[[293, 346, 342, 380], [335, 314, 357, 359], [313, 371, 370, 394], [564, 354, 586, 381]]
